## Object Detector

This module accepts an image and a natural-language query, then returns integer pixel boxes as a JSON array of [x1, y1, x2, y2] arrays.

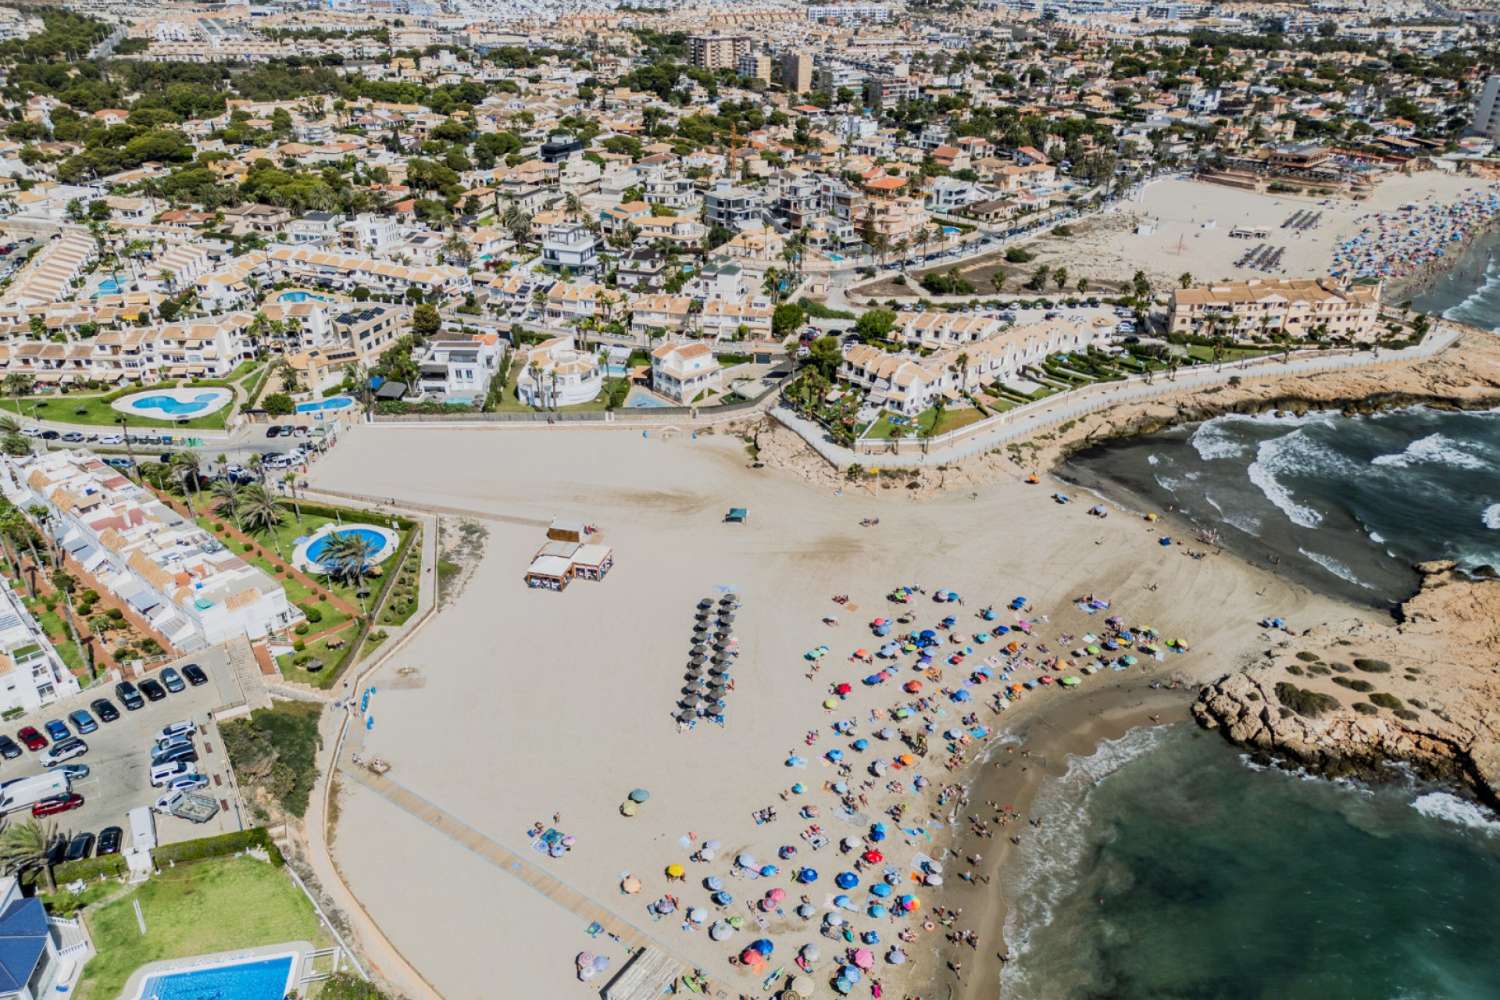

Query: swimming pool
[[94, 277, 122, 297], [306, 527, 388, 567], [278, 290, 331, 304], [111, 387, 234, 419], [136, 954, 293, 1000], [294, 395, 355, 414], [294, 523, 399, 575], [624, 388, 673, 409]]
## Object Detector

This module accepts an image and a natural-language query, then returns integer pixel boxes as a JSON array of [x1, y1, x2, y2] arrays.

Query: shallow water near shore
[[1413, 225, 1500, 331], [1060, 407, 1500, 606], [1002, 725, 1500, 1000]]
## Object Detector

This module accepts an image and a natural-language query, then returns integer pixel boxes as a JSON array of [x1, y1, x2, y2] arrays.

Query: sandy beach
[[954, 172, 1497, 297], [307, 423, 1364, 999]]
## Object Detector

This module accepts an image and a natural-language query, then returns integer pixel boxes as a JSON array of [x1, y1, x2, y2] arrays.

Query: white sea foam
[[1246, 431, 1324, 528], [1189, 419, 1248, 461], [1411, 791, 1500, 835], [1484, 503, 1500, 531], [1371, 433, 1487, 471], [1146, 454, 1159, 466], [1297, 548, 1375, 589], [1369, 530, 1386, 544], [1152, 475, 1182, 494], [1000, 725, 1171, 994], [1223, 511, 1263, 536], [1442, 250, 1500, 330]]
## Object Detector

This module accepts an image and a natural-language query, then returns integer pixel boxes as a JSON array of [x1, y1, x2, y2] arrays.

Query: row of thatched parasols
[[676, 594, 741, 725]]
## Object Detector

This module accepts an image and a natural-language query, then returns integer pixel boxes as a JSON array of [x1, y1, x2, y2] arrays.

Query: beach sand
[[309, 424, 1365, 999], [1000, 172, 1489, 293]]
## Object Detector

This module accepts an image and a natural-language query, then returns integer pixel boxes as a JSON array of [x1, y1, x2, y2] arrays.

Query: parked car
[[96, 826, 122, 855], [115, 681, 144, 710], [32, 793, 83, 817], [150, 761, 190, 787], [39, 431, 58, 441], [67, 710, 97, 735], [101, 457, 135, 472], [166, 773, 208, 793], [0, 735, 21, 759], [138, 679, 167, 702], [43, 720, 69, 743], [151, 745, 198, 766], [45, 835, 66, 865], [90, 698, 119, 722], [64, 832, 94, 862], [16, 727, 45, 751], [41, 739, 87, 767], [265, 426, 282, 438], [182, 663, 208, 686], [153, 734, 192, 755], [156, 721, 196, 742], [98, 433, 124, 445], [160, 667, 185, 693], [56, 763, 89, 781], [60, 432, 84, 443]]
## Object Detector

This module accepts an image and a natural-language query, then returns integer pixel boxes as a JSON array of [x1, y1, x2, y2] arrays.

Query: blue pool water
[[306, 527, 388, 567], [278, 290, 330, 304], [942, 225, 960, 235], [624, 389, 672, 409], [138, 955, 292, 1000], [128, 392, 224, 416], [294, 395, 354, 414], [94, 278, 122, 297]]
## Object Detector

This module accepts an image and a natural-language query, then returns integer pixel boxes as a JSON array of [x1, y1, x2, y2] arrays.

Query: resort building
[[1168, 277, 1383, 341], [650, 341, 723, 403], [0, 579, 80, 715], [0, 874, 80, 1000], [1, 451, 299, 651], [516, 336, 604, 408]]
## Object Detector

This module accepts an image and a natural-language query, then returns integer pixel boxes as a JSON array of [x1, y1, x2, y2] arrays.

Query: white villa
[[517, 336, 604, 408], [650, 341, 723, 404], [0, 578, 79, 715]]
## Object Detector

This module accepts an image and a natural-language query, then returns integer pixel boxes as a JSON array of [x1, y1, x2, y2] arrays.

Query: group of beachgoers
[[618, 575, 1189, 997], [1332, 185, 1500, 281]]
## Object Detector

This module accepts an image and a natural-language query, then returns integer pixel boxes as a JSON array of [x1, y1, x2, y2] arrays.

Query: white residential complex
[[0, 580, 80, 714], [1, 451, 299, 651]]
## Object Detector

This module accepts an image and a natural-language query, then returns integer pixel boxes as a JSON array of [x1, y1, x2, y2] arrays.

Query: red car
[[32, 793, 83, 817], [16, 727, 46, 751]]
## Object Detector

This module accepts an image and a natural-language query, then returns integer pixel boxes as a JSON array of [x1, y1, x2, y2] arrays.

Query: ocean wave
[[1371, 433, 1488, 471], [1247, 431, 1324, 528], [1297, 548, 1375, 589], [1441, 249, 1500, 331], [1152, 475, 1182, 494], [1484, 503, 1500, 530], [1001, 725, 1171, 994], [1189, 419, 1249, 461], [1223, 511, 1263, 536], [1146, 454, 1159, 466], [1411, 791, 1500, 835]]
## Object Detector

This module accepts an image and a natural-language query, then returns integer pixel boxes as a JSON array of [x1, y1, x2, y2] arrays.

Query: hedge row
[[52, 852, 127, 883], [152, 827, 284, 868], [293, 500, 417, 536]]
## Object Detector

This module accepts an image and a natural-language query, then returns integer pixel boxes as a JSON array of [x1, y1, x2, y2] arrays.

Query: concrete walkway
[[778, 323, 1466, 469]]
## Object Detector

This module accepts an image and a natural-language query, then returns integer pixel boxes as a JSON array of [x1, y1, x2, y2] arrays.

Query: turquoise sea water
[[1003, 725, 1500, 1000]]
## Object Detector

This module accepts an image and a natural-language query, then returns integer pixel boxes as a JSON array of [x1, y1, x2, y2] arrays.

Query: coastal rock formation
[[1194, 562, 1500, 804]]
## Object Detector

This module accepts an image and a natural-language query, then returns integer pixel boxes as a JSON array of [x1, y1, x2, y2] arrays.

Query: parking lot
[[2, 648, 249, 855]]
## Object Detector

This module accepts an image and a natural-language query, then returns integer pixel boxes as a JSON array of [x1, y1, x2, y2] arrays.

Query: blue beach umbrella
[[835, 871, 859, 890]]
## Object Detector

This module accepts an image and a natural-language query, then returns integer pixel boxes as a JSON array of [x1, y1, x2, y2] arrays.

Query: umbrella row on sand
[[677, 594, 742, 727]]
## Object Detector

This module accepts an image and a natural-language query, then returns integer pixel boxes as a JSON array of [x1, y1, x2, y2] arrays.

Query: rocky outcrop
[[1194, 563, 1500, 805]]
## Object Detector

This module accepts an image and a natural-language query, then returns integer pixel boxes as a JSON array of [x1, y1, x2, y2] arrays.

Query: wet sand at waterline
[[309, 424, 1364, 999]]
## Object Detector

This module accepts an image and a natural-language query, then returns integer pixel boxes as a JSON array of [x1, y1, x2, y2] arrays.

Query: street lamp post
[[114, 415, 139, 481]]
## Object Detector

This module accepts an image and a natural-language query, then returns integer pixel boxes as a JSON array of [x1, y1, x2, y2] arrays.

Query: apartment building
[[737, 51, 772, 84], [0, 579, 80, 715], [779, 50, 814, 93], [1472, 75, 1500, 141], [689, 34, 751, 70], [415, 334, 503, 404], [541, 223, 603, 277], [1169, 277, 1382, 341], [3, 451, 298, 651], [704, 183, 765, 231]]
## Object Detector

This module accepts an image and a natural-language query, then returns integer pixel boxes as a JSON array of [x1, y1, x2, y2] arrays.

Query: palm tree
[[1179, 272, 1194, 289], [281, 472, 302, 523], [2, 373, 33, 420], [237, 485, 285, 556], [210, 479, 244, 531], [320, 531, 377, 612], [0, 819, 57, 892], [168, 451, 200, 512]]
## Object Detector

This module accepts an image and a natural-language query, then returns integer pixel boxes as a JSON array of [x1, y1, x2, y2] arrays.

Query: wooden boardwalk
[[338, 760, 699, 976]]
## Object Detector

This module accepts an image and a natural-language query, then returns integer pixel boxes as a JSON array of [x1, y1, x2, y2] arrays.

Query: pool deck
[[291, 523, 400, 576], [119, 940, 313, 1000]]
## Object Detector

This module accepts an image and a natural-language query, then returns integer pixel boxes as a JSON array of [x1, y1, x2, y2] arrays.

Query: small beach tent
[[725, 507, 749, 523]]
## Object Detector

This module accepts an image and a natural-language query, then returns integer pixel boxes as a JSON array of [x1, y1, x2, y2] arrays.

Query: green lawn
[[276, 624, 357, 689], [864, 405, 986, 440], [74, 856, 326, 1000], [1185, 344, 1276, 363], [2, 391, 231, 431], [490, 364, 624, 413], [20, 596, 87, 675], [195, 513, 354, 631]]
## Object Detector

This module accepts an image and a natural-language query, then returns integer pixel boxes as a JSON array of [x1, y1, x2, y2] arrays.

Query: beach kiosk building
[[524, 522, 615, 590]]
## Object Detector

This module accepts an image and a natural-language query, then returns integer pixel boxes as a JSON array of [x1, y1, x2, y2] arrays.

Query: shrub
[[1332, 676, 1373, 692], [1394, 708, 1419, 721], [1004, 247, 1034, 263], [53, 852, 128, 883], [1295, 651, 1320, 662], [1352, 702, 1378, 715], [1306, 663, 1330, 676], [1275, 682, 1339, 719], [1330, 662, 1351, 673], [1369, 692, 1404, 710], [1353, 658, 1391, 673], [1285, 664, 1304, 676], [152, 828, 284, 868], [294, 623, 310, 636], [292, 640, 305, 652], [220, 703, 322, 818], [298, 604, 323, 624]]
